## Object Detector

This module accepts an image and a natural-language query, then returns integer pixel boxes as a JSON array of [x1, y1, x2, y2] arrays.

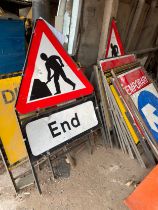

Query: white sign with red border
[[105, 19, 125, 58], [16, 19, 93, 114]]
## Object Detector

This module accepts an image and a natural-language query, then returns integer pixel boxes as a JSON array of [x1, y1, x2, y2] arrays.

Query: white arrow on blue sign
[[141, 104, 158, 133], [132, 83, 158, 142]]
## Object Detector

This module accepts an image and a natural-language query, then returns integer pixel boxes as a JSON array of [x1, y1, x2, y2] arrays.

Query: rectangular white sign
[[26, 100, 98, 156]]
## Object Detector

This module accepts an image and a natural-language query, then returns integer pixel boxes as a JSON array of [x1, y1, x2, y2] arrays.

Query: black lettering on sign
[[1, 90, 15, 104], [61, 121, 71, 133], [48, 113, 81, 139], [48, 121, 61, 138], [71, 113, 80, 128]]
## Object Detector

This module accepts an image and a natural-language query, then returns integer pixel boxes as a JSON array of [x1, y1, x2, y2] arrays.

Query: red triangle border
[[16, 19, 94, 114]]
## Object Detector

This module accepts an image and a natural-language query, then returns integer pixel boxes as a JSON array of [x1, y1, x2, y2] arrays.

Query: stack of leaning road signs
[[96, 54, 158, 168]]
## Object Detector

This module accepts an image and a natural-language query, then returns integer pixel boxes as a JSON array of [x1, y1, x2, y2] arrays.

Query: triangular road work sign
[[105, 19, 125, 58], [16, 19, 94, 114]]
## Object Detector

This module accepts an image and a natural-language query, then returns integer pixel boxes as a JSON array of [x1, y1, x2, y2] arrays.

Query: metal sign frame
[[97, 57, 156, 167], [100, 70, 147, 167], [0, 141, 30, 195], [22, 94, 101, 160], [0, 72, 34, 195], [93, 65, 113, 148], [110, 79, 156, 166], [17, 94, 106, 194], [111, 69, 158, 161]]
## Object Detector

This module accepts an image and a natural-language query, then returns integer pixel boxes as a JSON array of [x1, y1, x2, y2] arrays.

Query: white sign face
[[107, 29, 121, 58], [26, 101, 98, 156], [105, 19, 125, 58], [27, 33, 85, 103], [16, 19, 93, 115], [131, 83, 158, 108]]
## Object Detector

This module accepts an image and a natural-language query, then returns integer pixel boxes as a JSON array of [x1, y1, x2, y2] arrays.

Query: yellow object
[[110, 85, 139, 144], [0, 76, 27, 165]]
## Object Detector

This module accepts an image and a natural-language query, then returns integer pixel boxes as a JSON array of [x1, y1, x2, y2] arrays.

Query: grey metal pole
[[32, 0, 51, 23]]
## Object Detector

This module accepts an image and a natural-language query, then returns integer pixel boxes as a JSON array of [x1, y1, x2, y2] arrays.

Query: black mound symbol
[[30, 79, 52, 101]]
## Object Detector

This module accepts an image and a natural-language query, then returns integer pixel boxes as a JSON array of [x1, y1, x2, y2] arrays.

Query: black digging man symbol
[[110, 43, 119, 57], [30, 53, 76, 101]]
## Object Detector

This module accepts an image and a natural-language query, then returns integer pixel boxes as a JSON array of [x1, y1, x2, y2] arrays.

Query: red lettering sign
[[118, 67, 150, 95]]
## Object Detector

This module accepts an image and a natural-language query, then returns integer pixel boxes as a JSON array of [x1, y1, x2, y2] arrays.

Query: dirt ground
[[0, 145, 150, 210]]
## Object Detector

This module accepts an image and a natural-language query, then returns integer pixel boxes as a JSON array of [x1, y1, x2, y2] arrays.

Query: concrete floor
[[0, 145, 150, 210]]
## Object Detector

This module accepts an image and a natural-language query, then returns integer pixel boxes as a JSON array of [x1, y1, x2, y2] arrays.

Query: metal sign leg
[[28, 157, 42, 194], [0, 148, 18, 195]]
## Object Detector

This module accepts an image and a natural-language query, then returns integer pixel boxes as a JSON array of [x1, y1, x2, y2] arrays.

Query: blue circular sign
[[138, 90, 158, 142]]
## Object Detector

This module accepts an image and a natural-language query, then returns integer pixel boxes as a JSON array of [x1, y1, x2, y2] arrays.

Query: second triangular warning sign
[[105, 19, 125, 58], [16, 19, 94, 114]]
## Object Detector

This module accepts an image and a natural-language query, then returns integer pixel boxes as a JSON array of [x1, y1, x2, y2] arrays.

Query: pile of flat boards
[[94, 54, 158, 168]]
